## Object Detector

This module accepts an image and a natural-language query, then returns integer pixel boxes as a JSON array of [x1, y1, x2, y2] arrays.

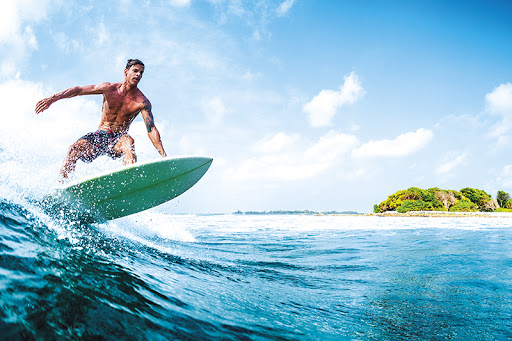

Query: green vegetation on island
[[374, 187, 512, 213]]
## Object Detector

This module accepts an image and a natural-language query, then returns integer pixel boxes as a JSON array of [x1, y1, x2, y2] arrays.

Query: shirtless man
[[35, 59, 167, 181]]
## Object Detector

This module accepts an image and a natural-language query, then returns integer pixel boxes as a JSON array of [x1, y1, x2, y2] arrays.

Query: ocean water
[[1, 197, 512, 340]]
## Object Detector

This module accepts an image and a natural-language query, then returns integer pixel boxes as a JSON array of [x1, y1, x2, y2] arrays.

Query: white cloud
[[201, 96, 227, 126], [495, 164, 512, 188], [436, 151, 469, 175], [486, 83, 512, 143], [253, 132, 300, 153], [486, 83, 512, 115], [178, 133, 208, 156], [242, 69, 262, 80], [304, 72, 365, 127], [52, 32, 83, 54], [170, 0, 191, 7], [305, 130, 359, 162], [228, 130, 359, 182], [0, 0, 51, 78], [96, 22, 110, 46], [277, 0, 296, 17], [0, 0, 48, 44], [350, 123, 360, 132], [252, 30, 262, 41], [24, 26, 38, 50], [352, 128, 433, 158]]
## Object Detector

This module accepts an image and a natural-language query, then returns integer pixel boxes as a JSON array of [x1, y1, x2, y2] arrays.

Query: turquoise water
[[1, 199, 511, 340]]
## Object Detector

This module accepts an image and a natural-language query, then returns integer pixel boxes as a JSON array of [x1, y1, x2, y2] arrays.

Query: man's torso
[[97, 82, 147, 133]]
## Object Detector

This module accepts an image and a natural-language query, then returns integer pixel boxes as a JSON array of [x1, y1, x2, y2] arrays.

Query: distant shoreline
[[233, 210, 360, 216], [343, 211, 512, 217], [233, 210, 512, 218], [367, 211, 512, 218]]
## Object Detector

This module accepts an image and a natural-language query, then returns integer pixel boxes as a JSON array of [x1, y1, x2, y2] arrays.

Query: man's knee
[[115, 135, 137, 164], [119, 135, 135, 152]]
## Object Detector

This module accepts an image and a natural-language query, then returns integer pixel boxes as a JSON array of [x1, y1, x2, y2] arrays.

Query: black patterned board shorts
[[78, 130, 126, 163]]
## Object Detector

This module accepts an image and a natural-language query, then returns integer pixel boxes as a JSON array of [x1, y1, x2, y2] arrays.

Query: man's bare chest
[[103, 93, 143, 115]]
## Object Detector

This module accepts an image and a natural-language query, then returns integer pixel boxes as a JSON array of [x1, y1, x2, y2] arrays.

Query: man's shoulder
[[97, 82, 120, 91], [137, 90, 150, 104], [136, 88, 147, 98]]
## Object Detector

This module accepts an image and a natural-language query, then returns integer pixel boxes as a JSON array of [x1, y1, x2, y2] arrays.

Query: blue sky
[[1, 0, 512, 213]]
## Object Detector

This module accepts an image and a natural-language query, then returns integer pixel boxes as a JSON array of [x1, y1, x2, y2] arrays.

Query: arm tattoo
[[143, 99, 155, 133]]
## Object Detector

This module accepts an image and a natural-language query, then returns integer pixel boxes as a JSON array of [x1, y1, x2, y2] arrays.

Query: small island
[[231, 188, 512, 218], [374, 187, 512, 214]]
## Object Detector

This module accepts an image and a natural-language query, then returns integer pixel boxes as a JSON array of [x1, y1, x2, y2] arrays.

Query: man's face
[[125, 64, 144, 85]]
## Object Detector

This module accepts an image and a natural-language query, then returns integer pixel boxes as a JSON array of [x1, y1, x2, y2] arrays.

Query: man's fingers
[[35, 99, 49, 114]]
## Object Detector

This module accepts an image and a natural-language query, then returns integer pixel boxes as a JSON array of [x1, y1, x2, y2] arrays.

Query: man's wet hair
[[125, 59, 144, 70]]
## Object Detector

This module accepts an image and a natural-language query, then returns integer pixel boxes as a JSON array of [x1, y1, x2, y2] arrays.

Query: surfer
[[35, 59, 167, 181]]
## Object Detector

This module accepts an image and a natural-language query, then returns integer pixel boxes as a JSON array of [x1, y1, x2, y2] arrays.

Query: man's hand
[[35, 97, 53, 114]]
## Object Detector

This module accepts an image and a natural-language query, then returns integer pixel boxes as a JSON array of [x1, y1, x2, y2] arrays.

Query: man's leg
[[113, 135, 137, 165], [60, 139, 94, 181]]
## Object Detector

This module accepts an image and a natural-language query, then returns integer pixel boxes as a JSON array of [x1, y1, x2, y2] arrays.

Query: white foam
[[156, 214, 512, 233], [98, 211, 196, 243]]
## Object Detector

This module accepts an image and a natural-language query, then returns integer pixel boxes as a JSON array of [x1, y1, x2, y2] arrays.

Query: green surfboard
[[42, 156, 213, 222]]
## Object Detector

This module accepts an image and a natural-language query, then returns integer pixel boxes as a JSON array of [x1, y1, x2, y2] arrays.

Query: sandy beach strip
[[364, 211, 512, 218]]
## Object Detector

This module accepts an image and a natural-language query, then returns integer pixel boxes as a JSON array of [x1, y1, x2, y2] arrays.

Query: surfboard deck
[[42, 156, 213, 222]]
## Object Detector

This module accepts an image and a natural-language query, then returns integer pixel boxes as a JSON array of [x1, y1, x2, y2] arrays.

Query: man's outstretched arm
[[35, 82, 111, 114], [141, 99, 167, 157]]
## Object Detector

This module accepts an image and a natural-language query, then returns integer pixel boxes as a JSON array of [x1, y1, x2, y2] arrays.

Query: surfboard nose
[[200, 157, 213, 170], [194, 157, 213, 167], [178, 156, 213, 175]]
